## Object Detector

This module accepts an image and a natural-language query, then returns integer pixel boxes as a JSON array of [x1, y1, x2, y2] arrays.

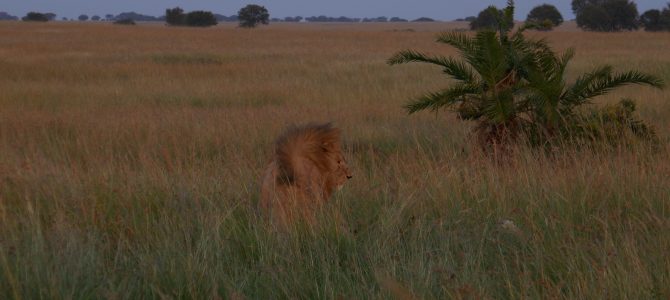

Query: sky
[[3, 0, 669, 21]]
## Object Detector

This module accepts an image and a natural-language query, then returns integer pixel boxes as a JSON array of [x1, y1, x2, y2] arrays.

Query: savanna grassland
[[1, 21, 669, 299]]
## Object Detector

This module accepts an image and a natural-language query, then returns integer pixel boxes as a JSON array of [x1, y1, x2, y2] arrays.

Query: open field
[[1, 21, 669, 298]]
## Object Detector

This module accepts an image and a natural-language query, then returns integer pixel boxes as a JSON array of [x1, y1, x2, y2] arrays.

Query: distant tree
[[22, 12, 49, 22], [185, 11, 217, 27], [61, 17, 68, 21], [44, 13, 56, 21], [572, 0, 638, 31], [237, 4, 269, 28], [91, 15, 101, 21], [640, 9, 662, 31], [526, 4, 563, 30], [105, 14, 114, 20], [412, 17, 435, 22], [78, 14, 89, 21], [640, 5, 670, 31], [470, 6, 503, 30], [165, 7, 185, 25], [464, 16, 476, 22]]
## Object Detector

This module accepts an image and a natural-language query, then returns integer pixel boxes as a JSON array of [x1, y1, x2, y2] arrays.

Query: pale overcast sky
[[3, 1, 669, 20]]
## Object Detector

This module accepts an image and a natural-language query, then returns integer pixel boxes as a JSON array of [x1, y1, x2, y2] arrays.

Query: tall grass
[[1, 21, 669, 298]]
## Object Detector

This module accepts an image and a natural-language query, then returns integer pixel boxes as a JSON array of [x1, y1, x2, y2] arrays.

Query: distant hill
[[214, 14, 238, 22], [0, 11, 19, 20], [113, 12, 161, 22]]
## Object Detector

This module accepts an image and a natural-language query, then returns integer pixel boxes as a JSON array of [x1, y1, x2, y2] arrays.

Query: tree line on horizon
[[1, 9, 437, 25], [4, 0, 670, 31]]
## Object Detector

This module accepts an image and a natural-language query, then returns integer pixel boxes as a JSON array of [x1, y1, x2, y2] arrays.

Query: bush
[[560, 99, 658, 147], [237, 4, 269, 28], [526, 4, 563, 30], [22, 12, 49, 22], [185, 11, 217, 27], [572, 0, 638, 31]]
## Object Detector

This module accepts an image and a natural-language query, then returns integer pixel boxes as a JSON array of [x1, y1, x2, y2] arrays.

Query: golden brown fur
[[260, 123, 352, 228]]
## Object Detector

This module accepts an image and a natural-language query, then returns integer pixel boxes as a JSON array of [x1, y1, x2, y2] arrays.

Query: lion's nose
[[347, 175, 352, 179]]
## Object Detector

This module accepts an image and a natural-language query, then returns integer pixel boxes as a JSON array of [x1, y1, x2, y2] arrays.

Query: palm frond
[[499, 0, 515, 36], [481, 90, 516, 123], [387, 49, 477, 82], [387, 49, 441, 65], [436, 31, 475, 53], [405, 84, 480, 114], [436, 31, 478, 64], [561, 65, 613, 105], [558, 48, 575, 74], [563, 69, 664, 107], [472, 31, 507, 84]]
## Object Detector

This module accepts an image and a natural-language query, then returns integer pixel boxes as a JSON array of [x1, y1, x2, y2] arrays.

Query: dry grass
[[1, 21, 669, 298]]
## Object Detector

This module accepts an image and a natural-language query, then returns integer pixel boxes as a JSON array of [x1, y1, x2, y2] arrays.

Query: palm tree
[[388, 0, 663, 147]]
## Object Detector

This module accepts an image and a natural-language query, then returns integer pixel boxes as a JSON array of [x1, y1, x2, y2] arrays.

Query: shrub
[[551, 99, 658, 147]]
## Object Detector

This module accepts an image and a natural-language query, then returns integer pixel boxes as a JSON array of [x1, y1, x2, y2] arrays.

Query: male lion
[[260, 123, 352, 228]]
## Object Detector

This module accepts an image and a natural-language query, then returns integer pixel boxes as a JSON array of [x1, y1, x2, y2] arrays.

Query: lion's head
[[324, 149, 352, 191]]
